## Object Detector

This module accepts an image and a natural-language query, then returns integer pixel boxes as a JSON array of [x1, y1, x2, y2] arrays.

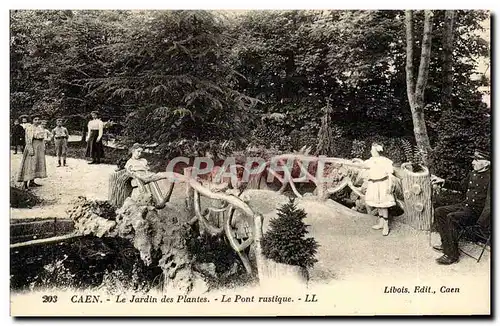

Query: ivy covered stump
[[399, 163, 433, 230]]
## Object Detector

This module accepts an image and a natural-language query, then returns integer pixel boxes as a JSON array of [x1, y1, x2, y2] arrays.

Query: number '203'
[[42, 295, 58, 303]]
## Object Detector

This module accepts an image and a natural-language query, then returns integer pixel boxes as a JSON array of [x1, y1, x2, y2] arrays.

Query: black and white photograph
[[8, 7, 491, 316]]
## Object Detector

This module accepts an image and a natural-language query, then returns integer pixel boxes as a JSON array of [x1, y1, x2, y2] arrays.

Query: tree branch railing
[[126, 169, 259, 275]]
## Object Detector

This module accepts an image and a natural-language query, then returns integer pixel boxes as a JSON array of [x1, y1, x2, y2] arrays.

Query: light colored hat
[[129, 143, 144, 154], [372, 143, 383, 152]]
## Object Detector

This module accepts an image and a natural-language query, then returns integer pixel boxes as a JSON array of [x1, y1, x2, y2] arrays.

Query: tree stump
[[108, 170, 133, 208], [399, 162, 433, 230]]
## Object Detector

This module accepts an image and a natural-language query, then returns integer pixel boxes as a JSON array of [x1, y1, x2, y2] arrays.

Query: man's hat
[[472, 149, 490, 161], [19, 114, 29, 119]]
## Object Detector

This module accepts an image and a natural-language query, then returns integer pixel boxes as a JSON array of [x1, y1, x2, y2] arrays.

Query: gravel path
[[239, 190, 490, 285], [10, 150, 117, 219]]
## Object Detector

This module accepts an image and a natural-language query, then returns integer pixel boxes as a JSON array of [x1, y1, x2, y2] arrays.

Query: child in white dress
[[125, 143, 173, 206], [360, 143, 396, 236], [125, 144, 156, 181]]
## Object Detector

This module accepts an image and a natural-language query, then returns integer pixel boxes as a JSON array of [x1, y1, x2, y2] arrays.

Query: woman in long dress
[[361, 143, 396, 236], [17, 115, 47, 189], [85, 111, 105, 164]]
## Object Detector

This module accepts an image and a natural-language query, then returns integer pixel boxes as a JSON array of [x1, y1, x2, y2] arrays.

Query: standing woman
[[17, 115, 47, 189], [363, 143, 396, 236], [85, 111, 105, 164]]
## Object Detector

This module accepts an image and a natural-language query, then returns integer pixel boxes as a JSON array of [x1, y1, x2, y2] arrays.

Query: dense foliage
[[261, 197, 319, 268], [10, 10, 490, 178], [11, 237, 163, 292], [230, 10, 490, 178], [10, 187, 41, 208]]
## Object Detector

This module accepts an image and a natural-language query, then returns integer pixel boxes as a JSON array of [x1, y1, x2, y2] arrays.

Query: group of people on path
[[353, 143, 491, 265], [12, 111, 106, 190], [13, 114, 64, 189]]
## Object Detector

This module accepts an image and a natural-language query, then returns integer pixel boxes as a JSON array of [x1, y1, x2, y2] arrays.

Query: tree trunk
[[442, 10, 455, 111], [411, 107, 432, 166], [405, 11, 416, 105], [315, 103, 334, 156], [81, 124, 87, 143], [405, 10, 434, 168], [108, 170, 133, 208], [399, 163, 433, 231]]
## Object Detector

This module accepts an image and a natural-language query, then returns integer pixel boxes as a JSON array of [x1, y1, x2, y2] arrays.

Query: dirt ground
[[10, 149, 118, 219], [10, 150, 490, 290]]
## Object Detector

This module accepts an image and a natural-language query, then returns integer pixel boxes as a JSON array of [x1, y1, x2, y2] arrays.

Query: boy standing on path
[[52, 118, 69, 167], [11, 119, 25, 154]]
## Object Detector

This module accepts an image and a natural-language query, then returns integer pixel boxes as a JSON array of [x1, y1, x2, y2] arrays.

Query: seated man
[[431, 149, 491, 265]]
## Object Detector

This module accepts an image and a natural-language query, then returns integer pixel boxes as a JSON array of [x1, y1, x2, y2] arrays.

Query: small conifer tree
[[261, 197, 319, 268]]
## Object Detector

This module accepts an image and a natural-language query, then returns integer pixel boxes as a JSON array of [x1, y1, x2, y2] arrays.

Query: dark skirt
[[85, 129, 105, 160]]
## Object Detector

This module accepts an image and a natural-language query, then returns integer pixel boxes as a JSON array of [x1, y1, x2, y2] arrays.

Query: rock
[[221, 262, 239, 279], [194, 262, 217, 278]]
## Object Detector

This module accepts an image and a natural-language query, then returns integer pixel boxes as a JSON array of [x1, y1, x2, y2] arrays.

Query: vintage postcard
[[9, 9, 491, 316]]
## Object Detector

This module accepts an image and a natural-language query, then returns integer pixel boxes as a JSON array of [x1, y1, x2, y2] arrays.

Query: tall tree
[[431, 11, 490, 180], [315, 100, 334, 156], [442, 10, 455, 111], [405, 10, 434, 167]]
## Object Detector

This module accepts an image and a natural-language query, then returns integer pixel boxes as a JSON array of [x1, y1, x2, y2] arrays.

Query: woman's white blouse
[[25, 124, 47, 143], [125, 158, 149, 173], [87, 119, 104, 139]]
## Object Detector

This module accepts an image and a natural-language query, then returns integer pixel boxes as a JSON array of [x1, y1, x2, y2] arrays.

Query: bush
[[432, 105, 491, 180], [10, 187, 41, 208], [11, 236, 163, 292], [261, 197, 319, 268], [348, 136, 409, 163], [187, 232, 241, 275], [185, 230, 253, 289]]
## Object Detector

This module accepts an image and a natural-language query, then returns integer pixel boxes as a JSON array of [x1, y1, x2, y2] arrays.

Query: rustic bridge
[[11, 154, 433, 286]]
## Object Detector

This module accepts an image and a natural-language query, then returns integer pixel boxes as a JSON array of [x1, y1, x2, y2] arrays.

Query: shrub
[[346, 136, 409, 164], [432, 105, 491, 180], [351, 139, 367, 159], [10, 187, 41, 208], [185, 229, 254, 289], [251, 123, 293, 152], [261, 197, 319, 268]]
